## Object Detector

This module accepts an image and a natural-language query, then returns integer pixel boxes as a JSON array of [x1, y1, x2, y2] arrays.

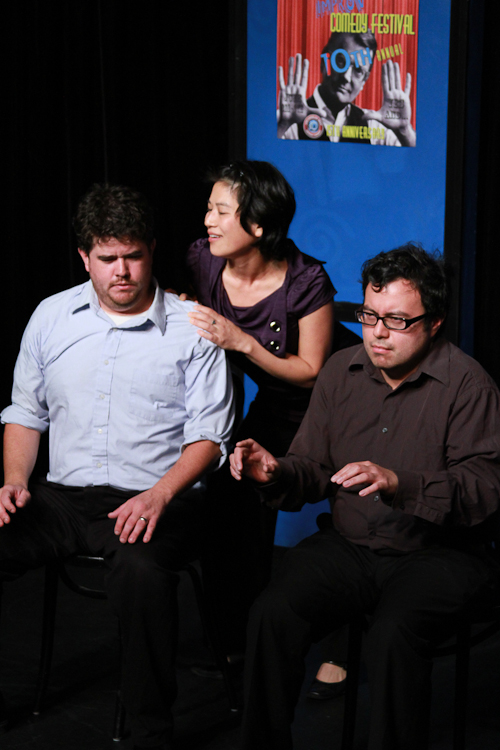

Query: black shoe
[[191, 662, 224, 680], [191, 654, 244, 680], [306, 664, 347, 701]]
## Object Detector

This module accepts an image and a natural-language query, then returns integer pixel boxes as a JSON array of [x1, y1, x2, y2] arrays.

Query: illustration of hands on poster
[[277, 0, 418, 146]]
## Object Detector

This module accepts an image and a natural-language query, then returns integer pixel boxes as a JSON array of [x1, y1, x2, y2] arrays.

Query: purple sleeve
[[288, 262, 336, 318], [186, 239, 214, 306]]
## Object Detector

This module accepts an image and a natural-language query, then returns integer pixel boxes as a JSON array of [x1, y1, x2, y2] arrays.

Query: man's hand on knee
[[108, 489, 167, 544], [0, 484, 31, 526]]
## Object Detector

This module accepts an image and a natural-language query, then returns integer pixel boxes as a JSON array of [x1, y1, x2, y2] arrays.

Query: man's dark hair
[[207, 160, 296, 261], [73, 183, 155, 254], [361, 243, 449, 327], [321, 30, 378, 77]]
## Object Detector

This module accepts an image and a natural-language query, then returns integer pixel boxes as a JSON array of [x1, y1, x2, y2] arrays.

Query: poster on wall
[[277, 0, 419, 146]]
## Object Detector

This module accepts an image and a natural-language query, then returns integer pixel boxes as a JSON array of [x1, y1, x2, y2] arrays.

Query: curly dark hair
[[360, 243, 449, 329], [207, 160, 296, 261], [73, 183, 155, 254]]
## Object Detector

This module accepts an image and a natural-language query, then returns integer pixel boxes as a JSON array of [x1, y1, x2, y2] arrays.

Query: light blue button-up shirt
[[1, 281, 234, 491]]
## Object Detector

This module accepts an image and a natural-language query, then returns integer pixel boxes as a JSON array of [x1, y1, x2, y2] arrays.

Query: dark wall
[[2, 0, 499, 416], [2, 0, 231, 408], [474, 2, 500, 385]]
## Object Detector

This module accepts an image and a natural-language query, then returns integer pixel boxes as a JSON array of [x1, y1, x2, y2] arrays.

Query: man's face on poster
[[321, 33, 372, 106]]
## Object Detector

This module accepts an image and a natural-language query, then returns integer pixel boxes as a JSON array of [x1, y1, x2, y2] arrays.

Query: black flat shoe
[[306, 664, 347, 701], [191, 654, 244, 680]]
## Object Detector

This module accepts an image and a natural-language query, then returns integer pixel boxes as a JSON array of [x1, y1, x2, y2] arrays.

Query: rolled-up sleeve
[[182, 339, 235, 468], [1, 314, 50, 433]]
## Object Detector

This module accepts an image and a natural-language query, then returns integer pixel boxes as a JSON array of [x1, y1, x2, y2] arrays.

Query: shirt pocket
[[129, 368, 180, 423]]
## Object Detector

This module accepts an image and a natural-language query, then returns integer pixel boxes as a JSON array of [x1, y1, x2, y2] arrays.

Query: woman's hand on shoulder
[[188, 304, 253, 353], [164, 288, 198, 302]]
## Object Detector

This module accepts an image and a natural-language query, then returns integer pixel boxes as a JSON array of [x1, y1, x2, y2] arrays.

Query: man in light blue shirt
[[0, 184, 234, 750]]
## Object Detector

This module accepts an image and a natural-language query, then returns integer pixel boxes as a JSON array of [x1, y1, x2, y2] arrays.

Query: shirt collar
[[71, 279, 167, 335], [348, 337, 450, 387]]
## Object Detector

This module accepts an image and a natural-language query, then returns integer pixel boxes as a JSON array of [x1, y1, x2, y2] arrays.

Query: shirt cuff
[[258, 460, 296, 509], [1, 404, 49, 433], [182, 432, 226, 470], [392, 469, 447, 525]]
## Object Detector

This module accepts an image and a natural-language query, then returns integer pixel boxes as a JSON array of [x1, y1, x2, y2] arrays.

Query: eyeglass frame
[[355, 309, 427, 331]]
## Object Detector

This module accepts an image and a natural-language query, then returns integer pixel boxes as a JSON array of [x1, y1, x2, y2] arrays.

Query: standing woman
[[187, 160, 335, 660]]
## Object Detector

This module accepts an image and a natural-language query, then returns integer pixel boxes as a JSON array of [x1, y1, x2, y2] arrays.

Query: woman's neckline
[[221, 258, 289, 308]]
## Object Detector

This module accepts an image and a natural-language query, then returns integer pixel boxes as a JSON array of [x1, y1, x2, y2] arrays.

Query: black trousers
[[0, 479, 202, 748], [202, 395, 299, 654], [241, 526, 498, 750]]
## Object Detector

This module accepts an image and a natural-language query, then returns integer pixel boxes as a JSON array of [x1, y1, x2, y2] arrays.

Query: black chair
[[313, 513, 500, 749], [33, 554, 240, 741], [340, 584, 500, 750]]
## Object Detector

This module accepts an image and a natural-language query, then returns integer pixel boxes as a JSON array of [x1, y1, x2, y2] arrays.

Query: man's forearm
[[3, 424, 41, 487], [108, 439, 223, 544], [151, 439, 222, 505]]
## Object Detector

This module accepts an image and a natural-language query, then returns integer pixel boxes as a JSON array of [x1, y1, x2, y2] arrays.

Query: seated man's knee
[[249, 584, 298, 633], [106, 544, 179, 600]]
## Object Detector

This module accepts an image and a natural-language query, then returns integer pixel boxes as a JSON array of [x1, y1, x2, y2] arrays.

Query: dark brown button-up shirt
[[262, 338, 500, 552]]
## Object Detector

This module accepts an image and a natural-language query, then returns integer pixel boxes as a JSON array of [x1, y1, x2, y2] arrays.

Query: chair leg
[[341, 618, 363, 750], [112, 689, 126, 742], [33, 560, 59, 714], [184, 563, 241, 713], [112, 630, 126, 741], [453, 620, 471, 750]]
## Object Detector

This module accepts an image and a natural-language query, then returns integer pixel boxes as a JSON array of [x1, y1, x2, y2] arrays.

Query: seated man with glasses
[[230, 243, 500, 750]]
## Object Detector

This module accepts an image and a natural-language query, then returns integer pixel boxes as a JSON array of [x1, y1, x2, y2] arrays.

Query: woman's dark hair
[[361, 243, 449, 327], [73, 183, 155, 254], [207, 160, 296, 261]]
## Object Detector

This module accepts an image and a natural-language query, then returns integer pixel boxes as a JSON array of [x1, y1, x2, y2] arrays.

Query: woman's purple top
[[187, 238, 336, 423]]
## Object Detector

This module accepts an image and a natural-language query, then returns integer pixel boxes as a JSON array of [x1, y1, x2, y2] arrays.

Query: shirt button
[[97, 428, 103, 434], [104, 360, 109, 365], [269, 341, 280, 351], [374, 495, 380, 502], [99, 394, 105, 400], [269, 320, 281, 332], [382, 427, 388, 433], [400, 502, 406, 510], [96, 462, 102, 468], [112, 328, 117, 332]]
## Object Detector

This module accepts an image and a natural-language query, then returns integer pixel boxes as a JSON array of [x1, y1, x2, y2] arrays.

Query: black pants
[[241, 526, 498, 750], [0, 479, 202, 748], [202, 396, 299, 654]]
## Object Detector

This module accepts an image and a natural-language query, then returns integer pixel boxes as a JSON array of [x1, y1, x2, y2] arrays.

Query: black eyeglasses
[[356, 310, 427, 331]]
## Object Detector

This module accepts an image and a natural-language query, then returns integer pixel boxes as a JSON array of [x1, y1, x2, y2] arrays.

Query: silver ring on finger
[[139, 516, 148, 524]]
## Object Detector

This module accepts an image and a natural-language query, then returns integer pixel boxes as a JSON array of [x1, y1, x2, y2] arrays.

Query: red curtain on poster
[[277, 0, 418, 130]]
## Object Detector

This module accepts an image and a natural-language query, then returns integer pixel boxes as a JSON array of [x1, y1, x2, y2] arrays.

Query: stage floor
[[1, 549, 500, 750]]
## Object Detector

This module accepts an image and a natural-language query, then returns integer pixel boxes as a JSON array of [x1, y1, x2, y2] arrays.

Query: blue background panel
[[246, 0, 451, 546]]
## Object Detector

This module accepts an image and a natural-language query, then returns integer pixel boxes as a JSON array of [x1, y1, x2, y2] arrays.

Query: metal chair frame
[[340, 607, 500, 750], [33, 554, 240, 741]]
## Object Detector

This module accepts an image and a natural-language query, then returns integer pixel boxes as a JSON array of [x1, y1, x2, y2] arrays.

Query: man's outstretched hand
[[230, 439, 281, 484], [362, 60, 416, 147], [277, 54, 329, 137]]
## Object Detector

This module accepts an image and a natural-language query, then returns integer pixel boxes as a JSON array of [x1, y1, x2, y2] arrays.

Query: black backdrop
[[2, 0, 499, 428], [2, 0, 232, 409]]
